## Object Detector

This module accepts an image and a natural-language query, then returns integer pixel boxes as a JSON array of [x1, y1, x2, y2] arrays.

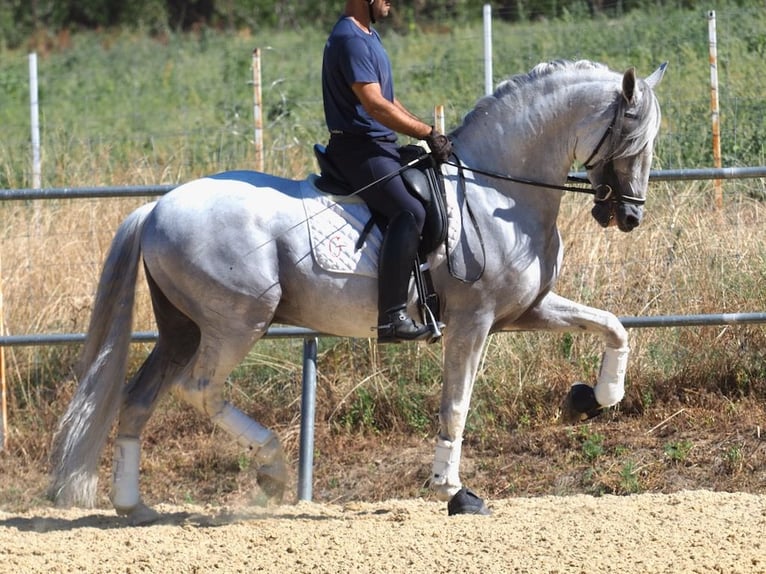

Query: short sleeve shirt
[[322, 17, 396, 140]]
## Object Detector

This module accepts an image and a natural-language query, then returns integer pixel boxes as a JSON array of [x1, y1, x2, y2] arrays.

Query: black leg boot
[[377, 211, 431, 344]]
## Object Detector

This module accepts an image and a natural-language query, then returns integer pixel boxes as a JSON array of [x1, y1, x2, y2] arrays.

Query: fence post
[[0, 253, 6, 451], [297, 337, 318, 501], [483, 4, 493, 96], [707, 11, 723, 209], [29, 53, 41, 190], [252, 48, 264, 173], [434, 104, 445, 134]]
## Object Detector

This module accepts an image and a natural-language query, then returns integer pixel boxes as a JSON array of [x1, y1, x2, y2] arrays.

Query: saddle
[[313, 143, 448, 329], [313, 144, 448, 258]]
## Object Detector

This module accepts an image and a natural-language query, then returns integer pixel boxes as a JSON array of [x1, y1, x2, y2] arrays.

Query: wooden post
[[434, 104, 445, 135], [252, 48, 264, 173]]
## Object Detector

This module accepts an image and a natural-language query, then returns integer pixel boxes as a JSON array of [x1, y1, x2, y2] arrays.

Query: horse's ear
[[622, 67, 636, 103], [644, 62, 668, 90]]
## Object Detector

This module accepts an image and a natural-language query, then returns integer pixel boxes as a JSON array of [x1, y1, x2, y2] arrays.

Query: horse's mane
[[495, 59, 609, 101], [453, 59, 661, 161]]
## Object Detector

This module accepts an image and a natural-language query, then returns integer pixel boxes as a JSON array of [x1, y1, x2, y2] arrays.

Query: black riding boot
[[377, 211, 431, 343]]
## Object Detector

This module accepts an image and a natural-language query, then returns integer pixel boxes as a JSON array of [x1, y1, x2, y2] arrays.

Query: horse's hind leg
[[174, 331, 287, 501], [111, 272, 202, 525], [112, 342, 194, 524]]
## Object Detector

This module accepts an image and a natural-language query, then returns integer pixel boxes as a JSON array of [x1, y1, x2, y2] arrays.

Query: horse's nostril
[[622, 215, 640, 231]]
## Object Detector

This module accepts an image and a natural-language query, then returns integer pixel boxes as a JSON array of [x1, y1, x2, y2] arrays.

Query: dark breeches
[[326, 135, 426, 232]]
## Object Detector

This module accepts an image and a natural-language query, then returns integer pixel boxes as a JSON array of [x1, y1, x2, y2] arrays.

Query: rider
[[321, 0, 452, 343]]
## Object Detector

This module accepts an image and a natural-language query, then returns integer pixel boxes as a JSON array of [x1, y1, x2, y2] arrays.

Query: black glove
[[425, 127, 452, 163]]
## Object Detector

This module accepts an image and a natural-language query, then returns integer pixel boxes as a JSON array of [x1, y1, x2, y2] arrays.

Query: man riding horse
[[321, 0, 452, 343]]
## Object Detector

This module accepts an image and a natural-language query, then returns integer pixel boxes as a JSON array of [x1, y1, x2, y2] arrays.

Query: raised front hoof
[[116, 501, 160, 526], [447, 487, 491, 516], [561, 382, 603, 424]]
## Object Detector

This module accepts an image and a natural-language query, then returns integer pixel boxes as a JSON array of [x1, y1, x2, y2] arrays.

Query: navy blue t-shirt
[[322, 17, 396, 140]]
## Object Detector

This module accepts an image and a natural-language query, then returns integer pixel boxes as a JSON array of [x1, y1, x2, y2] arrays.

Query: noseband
[[582, 104, 646, 207]]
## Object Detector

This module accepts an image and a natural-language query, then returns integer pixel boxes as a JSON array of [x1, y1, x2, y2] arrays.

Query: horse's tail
[[48, 202, 156, 507]]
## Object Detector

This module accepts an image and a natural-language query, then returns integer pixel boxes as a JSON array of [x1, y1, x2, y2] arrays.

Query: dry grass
[[1, 177, 766, 509]]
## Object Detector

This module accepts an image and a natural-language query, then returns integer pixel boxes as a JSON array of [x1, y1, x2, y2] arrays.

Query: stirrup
[[419, 295, 445, 344]]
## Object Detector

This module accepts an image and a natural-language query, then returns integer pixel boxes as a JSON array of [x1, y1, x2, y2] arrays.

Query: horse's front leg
[[432, 320, 492, 515], [511, 290, 630, 422]]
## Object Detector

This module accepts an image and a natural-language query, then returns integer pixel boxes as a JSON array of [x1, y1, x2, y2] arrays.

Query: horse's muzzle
[[616, 202, 643, 231], [591, 201, 643, 231]]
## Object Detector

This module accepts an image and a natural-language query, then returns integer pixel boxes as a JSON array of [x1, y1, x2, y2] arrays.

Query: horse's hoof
[[257, 461, 287, 502], [561, 382, 602, 424], [257, 472, 285, 502], [447, 487, 491, 516], [116, 501, 160, 526]]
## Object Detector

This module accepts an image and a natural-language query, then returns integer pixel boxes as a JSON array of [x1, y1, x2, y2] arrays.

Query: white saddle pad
[[300, 172, 479, 281], [301, 175, 382, 278]]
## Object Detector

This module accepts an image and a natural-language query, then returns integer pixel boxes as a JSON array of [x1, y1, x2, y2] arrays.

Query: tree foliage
[[1, 0, 746, 48]]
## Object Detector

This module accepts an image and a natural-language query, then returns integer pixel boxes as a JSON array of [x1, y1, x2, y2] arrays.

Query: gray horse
[[49, 59, 665, 524]]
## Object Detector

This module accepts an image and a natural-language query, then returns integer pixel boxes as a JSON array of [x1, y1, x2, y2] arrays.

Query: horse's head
[[583, 63, 666, 232]]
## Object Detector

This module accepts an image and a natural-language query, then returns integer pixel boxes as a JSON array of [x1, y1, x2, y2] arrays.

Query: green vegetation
[[0, 2, 765, 189], [663, 439, 693, 462], [2, 1, 748, 49], [580, 428, 605, 461]]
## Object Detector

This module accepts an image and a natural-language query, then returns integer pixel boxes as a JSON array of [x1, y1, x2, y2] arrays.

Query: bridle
[[581, 103, 646, 207], [443, 98, 647, 207]]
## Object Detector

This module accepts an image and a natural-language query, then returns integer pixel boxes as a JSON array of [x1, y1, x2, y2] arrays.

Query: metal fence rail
[[2, 166, 765, 201], [4, 311, 766, 500], [6, 311, 766, 349]]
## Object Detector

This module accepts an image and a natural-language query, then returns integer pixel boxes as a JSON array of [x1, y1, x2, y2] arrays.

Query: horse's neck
[[453, 82, 603, 184], [442, 161, 562, 228], [449, 104, 571, 217]]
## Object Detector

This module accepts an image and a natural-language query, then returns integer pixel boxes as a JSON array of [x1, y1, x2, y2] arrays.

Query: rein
[[443, 158, 596, 197], [444, 100, 648, 207]]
